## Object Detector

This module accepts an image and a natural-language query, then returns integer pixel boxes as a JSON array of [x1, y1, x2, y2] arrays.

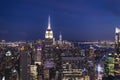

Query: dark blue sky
[[0, 0, 120, 41]]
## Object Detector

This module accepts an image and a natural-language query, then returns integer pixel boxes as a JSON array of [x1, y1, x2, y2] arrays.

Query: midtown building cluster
[[0, 16, 119, 80]]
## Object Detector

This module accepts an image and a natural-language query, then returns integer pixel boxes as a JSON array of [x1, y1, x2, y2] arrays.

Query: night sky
[[0, 0, 120, 41]]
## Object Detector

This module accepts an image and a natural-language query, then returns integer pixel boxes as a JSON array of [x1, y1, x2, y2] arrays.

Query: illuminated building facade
[[20, 48, 31, 80], [61, 57, 84, 80], [35, 45, 42, 65], [103, 53, 114, 77], [115, 27, 120, 53], [115, 27, 120, 76], [115, 28, 120, 53], [114, 53, 120, 76], [89, 45, 94, 56]]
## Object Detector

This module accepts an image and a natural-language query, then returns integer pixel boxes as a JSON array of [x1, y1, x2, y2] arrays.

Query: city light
[[97, 64, 102, 72], [5, 51, 12, 56], [0, 1, 120, 79]]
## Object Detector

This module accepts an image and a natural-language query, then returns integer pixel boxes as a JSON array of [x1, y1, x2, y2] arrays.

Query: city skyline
[[0, 0, 120, 41]]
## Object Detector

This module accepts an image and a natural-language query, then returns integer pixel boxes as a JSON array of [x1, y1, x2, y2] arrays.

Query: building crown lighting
[[45, 16, 53, 39], [115, 27, 120, 33]]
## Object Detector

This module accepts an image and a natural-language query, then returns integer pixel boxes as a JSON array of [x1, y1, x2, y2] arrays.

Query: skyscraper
[[42, 16, 55, 80], [115, 27, 120, 76], [115, 27, 120, 53], [59, 32, 62, 41], [45, 16, 54, 46]]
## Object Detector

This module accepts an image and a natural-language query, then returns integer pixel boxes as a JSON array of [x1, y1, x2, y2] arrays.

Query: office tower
[[45, 16, 54, 46]]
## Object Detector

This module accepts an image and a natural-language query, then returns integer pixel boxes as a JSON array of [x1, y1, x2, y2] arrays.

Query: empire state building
[[45, 16, 54, 45]]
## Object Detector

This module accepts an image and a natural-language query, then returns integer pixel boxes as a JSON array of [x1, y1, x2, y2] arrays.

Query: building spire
[[48, 15, 51, 29], [59, 32, 62, 41]]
